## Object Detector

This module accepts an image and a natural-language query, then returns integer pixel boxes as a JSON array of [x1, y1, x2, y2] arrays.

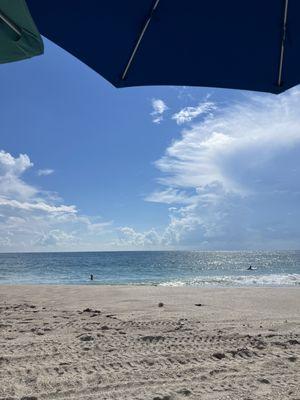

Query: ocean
[[0, 250, 299, 287]]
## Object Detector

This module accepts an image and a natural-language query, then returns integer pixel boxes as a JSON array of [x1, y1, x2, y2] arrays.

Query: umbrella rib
[[277, 0, 289, 87], [121, 0, 160, 80], [0, 9, 21, 37]]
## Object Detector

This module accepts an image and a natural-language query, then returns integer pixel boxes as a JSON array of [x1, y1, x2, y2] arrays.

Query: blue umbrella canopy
[[16, 1, 300, 93]]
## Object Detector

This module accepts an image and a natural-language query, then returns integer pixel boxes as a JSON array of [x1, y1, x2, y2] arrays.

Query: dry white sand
[[0, 285, 299, 400]]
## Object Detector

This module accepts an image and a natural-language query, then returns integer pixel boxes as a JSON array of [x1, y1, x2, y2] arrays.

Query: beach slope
[[0, 285, 299, 399]]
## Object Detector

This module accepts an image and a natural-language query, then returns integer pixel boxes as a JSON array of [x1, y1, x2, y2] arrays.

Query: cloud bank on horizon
[[1, 88, 300, 251], [0, 150, 112, 251]]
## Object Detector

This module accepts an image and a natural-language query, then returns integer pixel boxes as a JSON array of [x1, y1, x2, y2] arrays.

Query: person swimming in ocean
[[247, 265, 254, 270], [90, 274, 94, 281]]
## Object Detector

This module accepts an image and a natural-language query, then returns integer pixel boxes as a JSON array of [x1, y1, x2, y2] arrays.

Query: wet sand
[[0, 285, 299, 399]]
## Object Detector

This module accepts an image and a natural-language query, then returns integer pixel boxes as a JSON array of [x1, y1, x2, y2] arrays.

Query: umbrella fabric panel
[[283, 0, 300, 93], [26, 0, 154, 83], [0, 0, 43, 64], [26, 0, 299, 94], [128, 0, 283, 93]]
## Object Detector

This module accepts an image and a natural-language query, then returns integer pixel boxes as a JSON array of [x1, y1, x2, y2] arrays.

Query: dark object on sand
[[177, 388, 192, 396], [83, 308, 101, 314], [213, 352, 226, 360], [25, 0, 300, 94], [20, 397, 38, 400], [158, 302, 164, 308], [80, 334, 94, 342], [90, 274, 93, 281], [258, 378, 271, 384], [195, 303, 202, 307], [101, 325, 110, 331]]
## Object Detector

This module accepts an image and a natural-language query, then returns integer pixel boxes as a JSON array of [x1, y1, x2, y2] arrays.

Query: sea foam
[[160, 273, 300, 287]]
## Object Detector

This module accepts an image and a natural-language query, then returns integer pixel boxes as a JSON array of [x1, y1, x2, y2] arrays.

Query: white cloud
[[0, 150, 112, 251], [37, 168, 54, 176], [157, 90, 300, 195], [147, 88, 300, 248], [0, 150, 32, 175], [145, 188, 192, 205], [116, 226, 161, 248], [0, 197, 76, 214], [151, 98, 168, 124], [0, 150, 36, 199], [36, 229, 75, 246], [161, 204, 202, 245], [172, 101, 216, 125]]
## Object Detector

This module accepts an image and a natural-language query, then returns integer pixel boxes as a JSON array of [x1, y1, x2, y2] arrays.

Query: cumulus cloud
[[0, 150, 112, 251], [147, 88, 300, 249], [161, 205, 202, 245], [0, 150, 32, 174], [117, 226, 161, 248], [0, 150, 36, 199], [151, 98, 168, 124], [37, 169, 54, 176], [36, 229, 75, 246], [172, 101, 216, 125]]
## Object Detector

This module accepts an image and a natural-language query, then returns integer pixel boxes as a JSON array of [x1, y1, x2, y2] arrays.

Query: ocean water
[[0, 251, 299, 287]]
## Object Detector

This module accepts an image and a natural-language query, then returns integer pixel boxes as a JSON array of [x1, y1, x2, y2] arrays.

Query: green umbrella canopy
[[0, 0, 43, 64]]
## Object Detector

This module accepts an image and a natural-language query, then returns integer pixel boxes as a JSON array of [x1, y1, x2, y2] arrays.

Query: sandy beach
[[0, 285, 299, 400]]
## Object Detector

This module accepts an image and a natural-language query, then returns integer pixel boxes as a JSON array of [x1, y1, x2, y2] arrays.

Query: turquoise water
[[0, 251, 299, 287]]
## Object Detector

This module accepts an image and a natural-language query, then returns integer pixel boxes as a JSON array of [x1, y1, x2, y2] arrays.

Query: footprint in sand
[[101, 325, 110, 330], [258, 378, 271, 384], [177, 388, 192, 396], [79, 334, 94, 342], [212, 352, 226, 360], [20, 397, 38, 400]]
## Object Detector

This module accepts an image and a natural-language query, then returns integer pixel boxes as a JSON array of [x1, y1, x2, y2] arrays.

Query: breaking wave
[[160, 273, 300, 287]]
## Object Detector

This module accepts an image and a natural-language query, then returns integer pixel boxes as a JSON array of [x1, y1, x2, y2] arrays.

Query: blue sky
[[1, 39, 300, 252]]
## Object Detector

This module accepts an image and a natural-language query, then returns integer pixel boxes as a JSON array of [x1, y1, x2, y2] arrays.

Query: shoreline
[[1, 285, 299, 318], [1, 272, 299, 287], [1, 285, 299, 399]]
